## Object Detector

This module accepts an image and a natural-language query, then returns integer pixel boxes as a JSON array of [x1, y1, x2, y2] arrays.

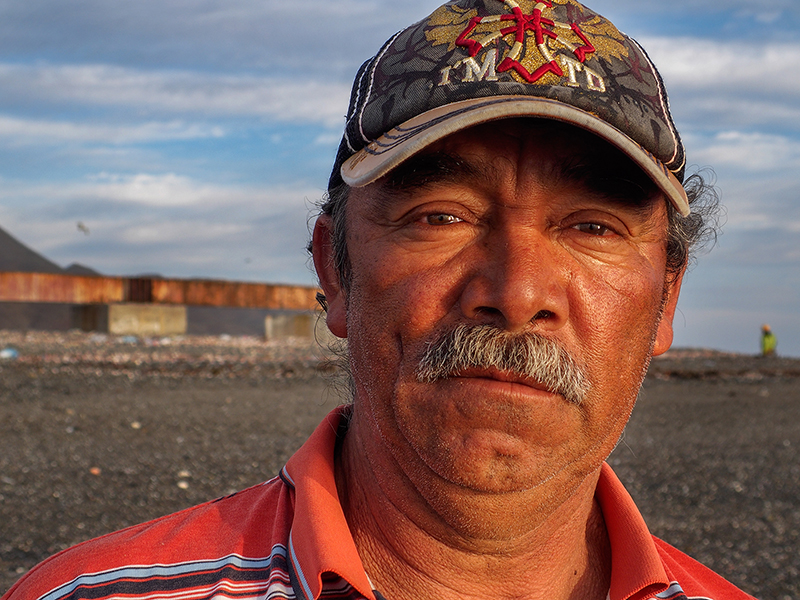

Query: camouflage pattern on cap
[[329, 0, 687, 211]]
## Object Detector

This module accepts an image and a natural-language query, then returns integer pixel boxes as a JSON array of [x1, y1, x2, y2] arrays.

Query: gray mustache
[[416, 324, 589, 406]]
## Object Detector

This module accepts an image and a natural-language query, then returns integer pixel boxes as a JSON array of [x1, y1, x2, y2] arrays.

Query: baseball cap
[[329, 0, 690, 216]]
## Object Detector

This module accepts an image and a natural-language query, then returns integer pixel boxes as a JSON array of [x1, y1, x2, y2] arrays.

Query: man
[[4, 1, 751, 599], [761, 324, 777, 356]]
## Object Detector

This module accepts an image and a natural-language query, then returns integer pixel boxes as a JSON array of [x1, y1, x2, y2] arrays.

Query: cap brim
[[341, 96, 690, 216]]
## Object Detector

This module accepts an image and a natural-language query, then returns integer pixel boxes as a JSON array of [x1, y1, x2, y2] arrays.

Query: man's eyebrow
[[382, 151, 481, 192]]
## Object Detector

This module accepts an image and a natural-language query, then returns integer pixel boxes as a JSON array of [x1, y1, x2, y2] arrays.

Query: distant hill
[[64, 263, 102, 276], [0, 226, 65, 274]]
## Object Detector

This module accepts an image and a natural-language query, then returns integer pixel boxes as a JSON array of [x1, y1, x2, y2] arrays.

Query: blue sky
[[0, 0, 798, 356]]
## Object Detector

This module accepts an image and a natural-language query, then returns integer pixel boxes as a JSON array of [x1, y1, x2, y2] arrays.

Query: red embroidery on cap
[[455, 0, 595, 84]]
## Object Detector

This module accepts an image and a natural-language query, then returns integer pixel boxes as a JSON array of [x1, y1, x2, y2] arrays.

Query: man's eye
[[425, 214, 462, 225], [573, 222, 612, 236]]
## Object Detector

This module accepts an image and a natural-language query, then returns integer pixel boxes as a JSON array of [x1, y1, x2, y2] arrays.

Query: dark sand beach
[[1, 331, 798, 599]]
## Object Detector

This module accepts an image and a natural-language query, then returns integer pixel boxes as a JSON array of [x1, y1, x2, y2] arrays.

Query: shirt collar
[[596, 462, 671, 600], [283, 406, 374, 600]]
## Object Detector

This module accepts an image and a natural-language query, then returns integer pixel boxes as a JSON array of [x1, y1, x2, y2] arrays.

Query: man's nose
[[458, 224, 570, 333]]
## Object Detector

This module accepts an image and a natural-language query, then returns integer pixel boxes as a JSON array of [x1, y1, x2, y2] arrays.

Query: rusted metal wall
[[0, 272, 320, 311], [0, 272, 125, 304], [150, 279, 320, 310]]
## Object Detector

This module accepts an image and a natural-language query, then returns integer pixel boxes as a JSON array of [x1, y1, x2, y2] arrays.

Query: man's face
[[317, 119, 681, 500]]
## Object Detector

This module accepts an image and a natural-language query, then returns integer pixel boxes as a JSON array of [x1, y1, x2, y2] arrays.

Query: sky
[[0, 0, 798, 356]]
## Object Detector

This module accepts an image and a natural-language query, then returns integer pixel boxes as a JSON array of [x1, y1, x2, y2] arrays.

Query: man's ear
[[312, 215, 347, 338], [652, 269, 684, 356]]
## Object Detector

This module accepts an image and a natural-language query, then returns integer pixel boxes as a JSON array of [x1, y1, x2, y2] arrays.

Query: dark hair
[[313, 171, 721, 295], [664, 170, 722, 281]]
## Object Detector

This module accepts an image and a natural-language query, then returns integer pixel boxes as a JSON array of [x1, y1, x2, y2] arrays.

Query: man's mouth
[[452, 367, 554, 394]]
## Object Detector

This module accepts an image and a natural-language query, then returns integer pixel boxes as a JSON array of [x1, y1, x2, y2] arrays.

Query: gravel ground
[[1, 332, 798, 599]]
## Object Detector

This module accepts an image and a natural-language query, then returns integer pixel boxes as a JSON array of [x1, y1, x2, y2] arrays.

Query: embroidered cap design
[[455, 0, 595, 84]]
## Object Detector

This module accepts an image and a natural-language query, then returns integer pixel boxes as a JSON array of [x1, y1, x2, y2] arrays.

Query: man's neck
[[334, 412, 612, 600]]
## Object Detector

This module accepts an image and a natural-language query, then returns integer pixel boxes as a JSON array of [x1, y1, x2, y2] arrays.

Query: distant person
[[761, 324, 777, 356], [4, 1, 751, 600]]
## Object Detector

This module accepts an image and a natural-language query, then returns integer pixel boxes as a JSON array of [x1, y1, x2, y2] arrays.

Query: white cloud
[[84, 173, 231, 207], [0, 115, 224, 145], [724, 209, 800, 235], [314, 132, 342, 147], [642, 37, 800, 96], [701, 174, 800, 236], [690, 131, 800, 172], [120, 221, 249, 244], [0, 172, 322, 210], [677, 96, 800, 131], [0, 63, 351, 127], [755, 11, 783, 24]]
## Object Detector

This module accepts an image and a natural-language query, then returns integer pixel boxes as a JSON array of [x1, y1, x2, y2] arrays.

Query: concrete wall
[[0, 302, 74, 331], [70, 304, 339, 342], [264, 310, 337, 345], [73, 303, 187, 336], [108, 303, 187, 336]]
